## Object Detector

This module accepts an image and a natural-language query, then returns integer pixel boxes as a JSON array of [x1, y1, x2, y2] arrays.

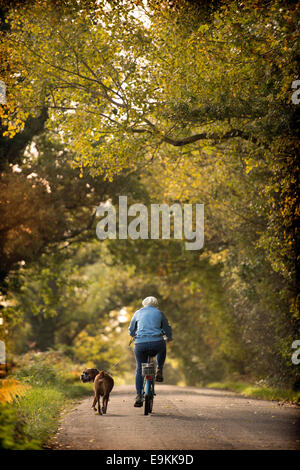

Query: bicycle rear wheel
[[144, 379, 154, 415]]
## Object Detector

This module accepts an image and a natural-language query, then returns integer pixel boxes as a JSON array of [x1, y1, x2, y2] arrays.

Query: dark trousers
[[134, 339, 166, 394]]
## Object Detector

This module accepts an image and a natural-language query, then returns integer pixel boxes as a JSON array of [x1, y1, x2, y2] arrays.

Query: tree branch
[[141, 119, 258, 146]]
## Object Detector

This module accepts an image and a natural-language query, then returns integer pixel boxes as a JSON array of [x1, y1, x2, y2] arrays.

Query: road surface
[[50, 384, 300, 450]]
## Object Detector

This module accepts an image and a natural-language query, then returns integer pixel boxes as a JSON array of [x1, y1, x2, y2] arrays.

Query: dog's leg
[[97, 395, 102, 415], [102, 396, 106, 414], [102, 395, 109, 414], [91, 395, 97, 412]]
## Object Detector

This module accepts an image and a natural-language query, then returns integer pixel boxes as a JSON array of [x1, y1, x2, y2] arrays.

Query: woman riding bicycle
[[128, 296, 173, 407]]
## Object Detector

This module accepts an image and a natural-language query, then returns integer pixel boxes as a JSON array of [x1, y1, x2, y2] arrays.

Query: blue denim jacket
[[128, 305, 172, 343]]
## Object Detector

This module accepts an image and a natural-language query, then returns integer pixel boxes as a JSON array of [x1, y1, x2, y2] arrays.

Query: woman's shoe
[[134, 394, 143, 407], [155, 368, 163, 382]]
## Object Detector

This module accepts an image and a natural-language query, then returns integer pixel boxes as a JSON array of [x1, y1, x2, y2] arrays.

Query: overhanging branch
[[141, 119, 258, 146]]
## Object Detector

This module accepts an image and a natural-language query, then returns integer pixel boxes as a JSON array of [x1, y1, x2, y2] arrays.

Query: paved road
[[50, 384, 300, 450]]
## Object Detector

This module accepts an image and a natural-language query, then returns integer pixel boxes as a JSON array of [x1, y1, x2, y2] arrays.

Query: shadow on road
[[111, 386, 250, 402]]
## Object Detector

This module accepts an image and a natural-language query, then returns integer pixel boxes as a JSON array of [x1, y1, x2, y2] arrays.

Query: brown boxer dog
[[80, 368, 114, 415]]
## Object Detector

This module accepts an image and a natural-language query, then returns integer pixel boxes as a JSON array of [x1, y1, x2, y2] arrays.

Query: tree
[[7, 240, 143, 352], [4, 1, 298, 172], [0, 129, 148, 293], [2, 0, 299, 388]]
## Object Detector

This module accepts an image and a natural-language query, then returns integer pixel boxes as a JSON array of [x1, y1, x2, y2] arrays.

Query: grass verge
[[206, 380, 300, 404], [0, 352, 92, 449]]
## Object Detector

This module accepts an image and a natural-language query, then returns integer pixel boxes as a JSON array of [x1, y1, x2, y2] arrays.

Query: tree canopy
[[0, 0, 299, 389]]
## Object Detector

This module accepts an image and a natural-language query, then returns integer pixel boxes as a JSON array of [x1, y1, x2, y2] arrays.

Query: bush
[[14, 350, 84, 384], [14, 363, 58, 387]]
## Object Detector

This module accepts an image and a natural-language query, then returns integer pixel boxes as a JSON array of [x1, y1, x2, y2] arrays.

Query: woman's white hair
[[142, 296, 158, 307]]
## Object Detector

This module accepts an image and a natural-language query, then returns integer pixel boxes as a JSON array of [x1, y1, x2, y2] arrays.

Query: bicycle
[[129, 336, 169, 415], [141, 356, 156, 416]]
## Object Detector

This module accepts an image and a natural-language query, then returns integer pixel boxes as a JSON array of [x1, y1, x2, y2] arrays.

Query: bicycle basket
[[142, 362, 156, 377]]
